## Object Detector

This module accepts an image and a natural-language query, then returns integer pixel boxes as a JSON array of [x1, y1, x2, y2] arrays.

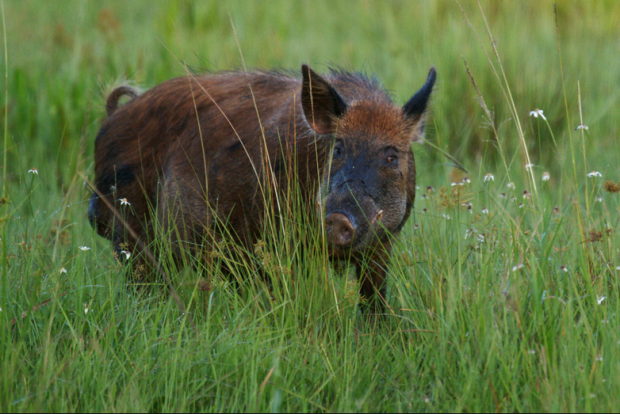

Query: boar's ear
[[403, 67, 436, 142], [301, 64, 348, 135]]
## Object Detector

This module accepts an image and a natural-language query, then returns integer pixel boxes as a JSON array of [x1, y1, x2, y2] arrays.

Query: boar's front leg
[[356, 243, 392, 314]]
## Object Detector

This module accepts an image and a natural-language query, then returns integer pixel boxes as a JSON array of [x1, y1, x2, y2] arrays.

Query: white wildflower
[[484, 173, 494, 182], [507, 182, 516, 190], [481, 208, 489, 214], [464, 228, 474, 239], [499, 192, 507, 199], [462, 177, 471, 184], [84, 304, 89, 315], [587, 171, 602, 178], [560, 265, 568, 273], [529, 109, 546, 120], [596, 355, 603, 362], [477, 234, 485, 243], [121, 250, 131, 260], [542, 172, 550, 182], [575, 123, 589, 131], [525, 163, 534, 170], [518, 203, 524, 209], [512, 263, 524, 272], [451, 182, 463, 187], [597, 196, 603, 203], [79, 246, 91, 251], [443, 214, 451, 220], [60, 267, 67, 274], [119, 198, 130, 206], [597, 296, 606, 305], [28, 168, 38, 175]]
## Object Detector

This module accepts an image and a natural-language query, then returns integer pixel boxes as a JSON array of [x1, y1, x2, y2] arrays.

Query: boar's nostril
[[325, 212, 356, 246]]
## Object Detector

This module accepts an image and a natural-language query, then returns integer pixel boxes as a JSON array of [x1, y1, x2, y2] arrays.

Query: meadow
[[2, 0, 620, 411]]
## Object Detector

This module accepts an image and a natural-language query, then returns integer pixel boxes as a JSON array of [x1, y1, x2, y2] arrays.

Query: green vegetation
[[2, 0, 620, 411]]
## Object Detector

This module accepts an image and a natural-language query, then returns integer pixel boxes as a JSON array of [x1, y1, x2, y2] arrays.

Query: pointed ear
[[403, 67, 436, 142], [301, 64, 347, 135]]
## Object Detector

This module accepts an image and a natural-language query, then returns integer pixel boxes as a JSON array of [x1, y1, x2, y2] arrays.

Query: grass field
[[2, 0, 620, 411]]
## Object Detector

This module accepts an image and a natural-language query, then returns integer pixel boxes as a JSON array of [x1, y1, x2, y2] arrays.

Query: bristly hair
[[325, 66, 393, 103], [327, 67, 382, 88]]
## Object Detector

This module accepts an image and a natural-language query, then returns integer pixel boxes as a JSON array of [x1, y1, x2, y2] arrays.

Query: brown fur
[[89, 65, 435, 311]]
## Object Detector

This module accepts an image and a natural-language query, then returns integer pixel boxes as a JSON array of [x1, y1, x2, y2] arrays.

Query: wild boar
[[89, 64, 436, 311]]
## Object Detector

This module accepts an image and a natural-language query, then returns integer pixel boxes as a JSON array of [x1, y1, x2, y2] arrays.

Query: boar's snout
[[325, 212, 356, 246]]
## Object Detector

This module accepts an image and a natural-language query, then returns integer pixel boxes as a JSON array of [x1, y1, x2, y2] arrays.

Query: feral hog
[[89, 64, 436, 311]]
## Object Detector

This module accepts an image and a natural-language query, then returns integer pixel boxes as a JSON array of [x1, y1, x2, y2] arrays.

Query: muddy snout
[[325, 212, 356, 246]]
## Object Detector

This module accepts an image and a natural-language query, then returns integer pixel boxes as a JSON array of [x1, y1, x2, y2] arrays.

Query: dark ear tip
[[301, 64, 313, 78], [427, 66, 437, 83]]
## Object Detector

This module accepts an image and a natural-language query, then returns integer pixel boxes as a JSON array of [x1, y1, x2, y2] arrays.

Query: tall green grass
[[1, 0, 620, 411]]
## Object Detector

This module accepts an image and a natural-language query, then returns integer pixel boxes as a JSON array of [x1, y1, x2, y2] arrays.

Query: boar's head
[[301, 64, 436, 254]]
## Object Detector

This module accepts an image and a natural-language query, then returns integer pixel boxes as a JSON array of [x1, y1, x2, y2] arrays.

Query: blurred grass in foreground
[[1, 0, 620, 411]]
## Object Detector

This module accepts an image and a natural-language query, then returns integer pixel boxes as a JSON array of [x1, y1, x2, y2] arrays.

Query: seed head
[[603, 180, 620, 193]]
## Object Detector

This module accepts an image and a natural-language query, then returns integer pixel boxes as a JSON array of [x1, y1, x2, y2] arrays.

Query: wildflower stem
[[578, 81, 589, 214], [1, 0, 6, 202], [554, 5, 590, 273], [0, 0, 7, 325], [542, 118, 558, 148], [474, 0, 539, 213]]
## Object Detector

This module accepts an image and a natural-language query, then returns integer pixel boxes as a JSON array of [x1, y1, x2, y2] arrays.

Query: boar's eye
[[384, 147, 399, 166], [333, 142, 343, 159]]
